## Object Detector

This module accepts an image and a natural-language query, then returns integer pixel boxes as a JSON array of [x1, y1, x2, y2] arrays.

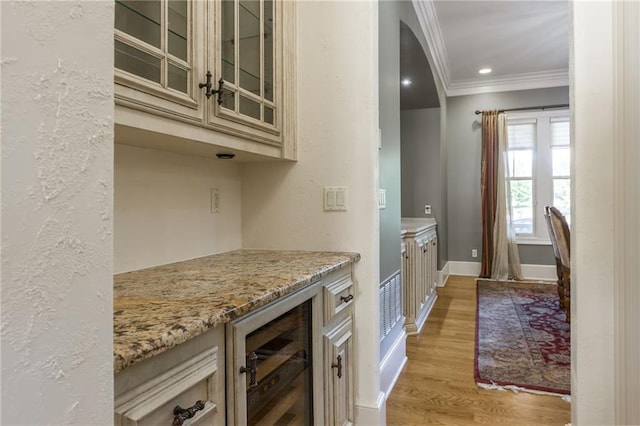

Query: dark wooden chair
[[545, 206, 571, 322], [543, 208, 566, 304]]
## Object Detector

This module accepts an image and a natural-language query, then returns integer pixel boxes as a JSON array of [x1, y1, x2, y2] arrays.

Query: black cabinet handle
[[331, 355, 343, 378], [172, 400, 205, 426], [340, 294, 354, 303], [199, 71, 225, 105], [240, 351, 258, 388]]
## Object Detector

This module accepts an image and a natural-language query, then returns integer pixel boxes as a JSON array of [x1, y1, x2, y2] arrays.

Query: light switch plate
[[378, 189, 386, 209], [324, 186, 347, 211]]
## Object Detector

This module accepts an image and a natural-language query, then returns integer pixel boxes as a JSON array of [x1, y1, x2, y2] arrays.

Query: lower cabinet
[[114, 327, 225, 426], [401, 218, 438, 335], [115, 267, 355, 426], [227, 267, 355, 425], [324, 316, 354, 426], [321, 267, 354, 426]]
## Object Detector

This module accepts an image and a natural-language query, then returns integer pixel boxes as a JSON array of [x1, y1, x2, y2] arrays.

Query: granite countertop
[[113, 249, 360, 373]]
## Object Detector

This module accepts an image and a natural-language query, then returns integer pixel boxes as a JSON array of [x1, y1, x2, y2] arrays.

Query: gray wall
[[401, 108, 448, 269], [446, 86, 569, 265], [379, 0, 402, 285], [379, 0, 447, 357], [401, 108, 440, 217]]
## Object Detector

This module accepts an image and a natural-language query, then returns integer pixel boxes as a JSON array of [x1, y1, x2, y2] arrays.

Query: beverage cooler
[[227, 284, 322, 425]]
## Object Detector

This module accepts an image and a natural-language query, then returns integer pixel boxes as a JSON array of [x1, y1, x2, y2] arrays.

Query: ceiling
[[405, 0, 570, 98]]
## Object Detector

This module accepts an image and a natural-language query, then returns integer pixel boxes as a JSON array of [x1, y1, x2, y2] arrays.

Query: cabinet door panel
[[115, 0, 205, 123], [432, 237, 438, 291], [324, 316, 354, 426], [114, 347, 223, 426], [207, 0, 295, 151]]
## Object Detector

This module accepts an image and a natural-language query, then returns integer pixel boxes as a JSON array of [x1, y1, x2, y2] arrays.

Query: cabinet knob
[[199, 71, 225, 105], [331, 354, 343, 379], [340, 294, 354, 303], [172, 400, 205, 426]]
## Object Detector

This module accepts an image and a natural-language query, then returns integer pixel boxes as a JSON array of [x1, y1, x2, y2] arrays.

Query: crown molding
[[412, 0, 569, 97], [447, 69, 569, 97], [412, 0, 452, 91]]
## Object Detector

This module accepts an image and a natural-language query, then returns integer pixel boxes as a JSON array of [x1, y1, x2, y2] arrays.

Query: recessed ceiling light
[[401, 78, 412, 87], [478, 68, 492, 75]]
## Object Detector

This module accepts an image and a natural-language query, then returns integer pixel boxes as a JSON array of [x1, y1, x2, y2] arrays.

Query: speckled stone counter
[[113, 249, 360, 373]]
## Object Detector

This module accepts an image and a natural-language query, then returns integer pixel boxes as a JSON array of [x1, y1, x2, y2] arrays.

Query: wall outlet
[[211, 188, 220, 213], [471, 249, 478, 258], [424, 205, 432, 215]]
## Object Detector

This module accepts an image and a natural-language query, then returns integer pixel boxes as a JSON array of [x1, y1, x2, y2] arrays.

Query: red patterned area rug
[[475, 279, 570, 396]]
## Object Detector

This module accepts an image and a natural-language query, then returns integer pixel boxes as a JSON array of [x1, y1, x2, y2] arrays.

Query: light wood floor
[[386, 275, 571, 425]]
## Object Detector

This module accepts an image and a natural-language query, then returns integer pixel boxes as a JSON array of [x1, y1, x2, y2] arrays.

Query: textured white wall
[[1, 1, 114, 424], [572, 2, 615, 423], [114, 145, 242, 273], [241, 0, 382, 422]]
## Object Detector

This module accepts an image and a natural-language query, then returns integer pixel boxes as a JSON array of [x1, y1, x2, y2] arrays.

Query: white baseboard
[[380, 329, 407, 401], [355, 391, 386, 425], [521, 264, 557, 280], [448, 261, 556, 281], [449, 261, 482, 276], [437, 262, 450, 287], [417, 292, 437, 334]]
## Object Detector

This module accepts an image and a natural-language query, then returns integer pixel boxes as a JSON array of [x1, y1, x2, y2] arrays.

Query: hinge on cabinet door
[[199, 71, 224, 105]]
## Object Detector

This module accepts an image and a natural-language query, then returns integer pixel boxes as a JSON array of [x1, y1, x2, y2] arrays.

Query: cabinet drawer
[[323, 270, 354, 324], [115, 347, 220, 426]]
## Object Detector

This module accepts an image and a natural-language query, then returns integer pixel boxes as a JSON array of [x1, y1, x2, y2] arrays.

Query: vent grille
[[379, 271, 403, 341]]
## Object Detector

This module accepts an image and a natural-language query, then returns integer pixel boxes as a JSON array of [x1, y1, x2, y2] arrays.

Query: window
[[506, 110, 570, 243]]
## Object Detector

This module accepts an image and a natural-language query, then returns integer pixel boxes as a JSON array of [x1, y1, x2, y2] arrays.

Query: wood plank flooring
[[386, 275, 571, 425]]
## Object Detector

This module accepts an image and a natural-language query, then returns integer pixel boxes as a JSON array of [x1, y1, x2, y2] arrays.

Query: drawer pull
[[240, 351, 259, 388], [340, 294, 354, 303], [172, 400, 205, 426], [331, 355, 343, 378]]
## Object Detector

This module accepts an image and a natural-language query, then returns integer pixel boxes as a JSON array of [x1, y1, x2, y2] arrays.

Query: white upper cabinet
[[114, 0, 296, 161], [115, 0, 205, 122]]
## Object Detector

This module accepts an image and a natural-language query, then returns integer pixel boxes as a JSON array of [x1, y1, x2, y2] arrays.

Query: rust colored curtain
[[480, 110, 499, 278]]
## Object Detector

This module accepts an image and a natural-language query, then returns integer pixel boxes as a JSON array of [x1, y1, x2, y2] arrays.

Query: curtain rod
[[474, 104, 569, 115]]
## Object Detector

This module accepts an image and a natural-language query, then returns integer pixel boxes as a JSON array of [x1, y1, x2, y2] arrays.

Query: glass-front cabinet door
[[208, 0, 295, 151], [218, 0, 276, 126], [114, 0, 205, 122], [113, 0, 296, 160]]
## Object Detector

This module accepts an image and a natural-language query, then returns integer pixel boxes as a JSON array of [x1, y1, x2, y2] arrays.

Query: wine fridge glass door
[[245, 299, 312, 425], [229, 284, 321, 426]]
